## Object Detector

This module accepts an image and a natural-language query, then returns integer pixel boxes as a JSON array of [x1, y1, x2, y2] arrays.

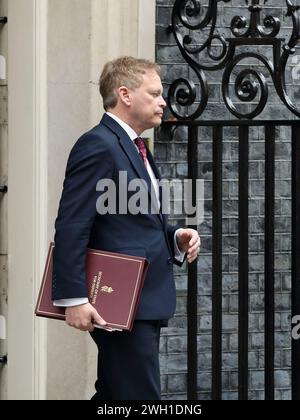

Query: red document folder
[[35, 243, 149, 331]]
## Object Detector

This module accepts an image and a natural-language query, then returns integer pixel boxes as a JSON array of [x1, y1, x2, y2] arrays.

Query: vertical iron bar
[[264, 124, 275, 400], [212, 126, 223, 400], [238, 126, 249, 400], [292, 124, 300, 400], [187, 126, 198, 400]]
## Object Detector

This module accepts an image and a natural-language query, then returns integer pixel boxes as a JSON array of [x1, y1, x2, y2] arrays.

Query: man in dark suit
[[52, 56, 200, 400]]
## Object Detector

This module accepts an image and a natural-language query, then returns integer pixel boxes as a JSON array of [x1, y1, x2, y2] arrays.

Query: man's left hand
[[176, 228, 201, 263]]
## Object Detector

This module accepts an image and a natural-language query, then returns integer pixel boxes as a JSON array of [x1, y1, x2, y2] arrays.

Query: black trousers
[[90, 320, 161, 400]]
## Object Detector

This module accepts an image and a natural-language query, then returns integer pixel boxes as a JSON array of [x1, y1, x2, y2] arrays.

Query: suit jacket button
[[168, 257, 173, 265]]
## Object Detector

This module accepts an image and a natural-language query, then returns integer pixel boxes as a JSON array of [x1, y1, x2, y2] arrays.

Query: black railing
[[187, 126, 199, 400], [161, 0, 300, 400], [211, 125, 223, 400], [264, 124, 275, 400], [162, 119, 300, 400]]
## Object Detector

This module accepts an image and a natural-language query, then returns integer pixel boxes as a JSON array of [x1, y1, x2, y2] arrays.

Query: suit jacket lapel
[[101, 114, 161, 218], [146, 147, 161, 180], [145, 146, 168, 226]]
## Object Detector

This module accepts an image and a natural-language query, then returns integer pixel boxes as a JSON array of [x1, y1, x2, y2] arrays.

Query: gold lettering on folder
[[100, 286, 114, 294], [90, 271, 103, 305]]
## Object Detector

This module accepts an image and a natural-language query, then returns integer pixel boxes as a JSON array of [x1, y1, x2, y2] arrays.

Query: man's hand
[[176, 228, 201, 263], [65, 302, 107, 332]]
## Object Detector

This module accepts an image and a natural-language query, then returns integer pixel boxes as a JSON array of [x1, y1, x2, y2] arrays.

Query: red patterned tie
[[134, 137, 147, 168]]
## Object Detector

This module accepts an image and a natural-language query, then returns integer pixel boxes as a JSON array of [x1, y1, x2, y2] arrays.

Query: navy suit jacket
[[52, 113, 179, 320]]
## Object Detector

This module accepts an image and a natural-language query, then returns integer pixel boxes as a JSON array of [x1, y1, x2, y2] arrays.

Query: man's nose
[[160, 96, 166, 108]]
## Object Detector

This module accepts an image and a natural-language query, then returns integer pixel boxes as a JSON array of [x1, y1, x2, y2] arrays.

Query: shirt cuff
[[174, 229, 186, 263], [53, 297, 89, 307]]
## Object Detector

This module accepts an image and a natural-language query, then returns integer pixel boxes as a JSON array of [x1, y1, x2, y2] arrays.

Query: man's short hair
[[99, 56, 161, 111]]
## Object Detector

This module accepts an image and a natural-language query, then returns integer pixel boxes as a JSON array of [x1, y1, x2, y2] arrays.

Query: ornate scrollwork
[[258, 15, 281, 37], [222, 53, 272, 119], [231, 16, 249, 38], [276, 0, 300, 117], [166, 0, 300, 119], [167, 66, 208, 120]]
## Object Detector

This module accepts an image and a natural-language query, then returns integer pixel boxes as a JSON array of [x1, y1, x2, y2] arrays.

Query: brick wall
[[156, 0, 295, 400]]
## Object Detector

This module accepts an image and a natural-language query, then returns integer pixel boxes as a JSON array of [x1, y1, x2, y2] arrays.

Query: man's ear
[[118, 86, 131, 107]]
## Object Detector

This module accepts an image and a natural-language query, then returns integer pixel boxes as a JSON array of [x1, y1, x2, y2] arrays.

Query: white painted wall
[[7, 0, 48, 400]]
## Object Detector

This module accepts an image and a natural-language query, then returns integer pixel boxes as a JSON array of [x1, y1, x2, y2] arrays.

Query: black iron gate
[[159, 0, 300, 400]]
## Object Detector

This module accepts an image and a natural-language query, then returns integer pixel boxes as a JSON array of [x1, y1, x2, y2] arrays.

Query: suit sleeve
[[166, 224, 186, 267], [52, 133, 114, 300]]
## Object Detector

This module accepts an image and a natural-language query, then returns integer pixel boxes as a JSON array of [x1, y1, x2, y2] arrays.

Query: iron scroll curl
[[166, 0, 300, 120]]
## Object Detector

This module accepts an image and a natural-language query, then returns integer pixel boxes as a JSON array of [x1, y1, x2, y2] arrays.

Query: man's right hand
[[65, 302, 107, 332]]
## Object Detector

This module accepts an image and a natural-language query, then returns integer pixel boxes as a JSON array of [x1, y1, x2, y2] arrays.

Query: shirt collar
[[106, 112, 138, 142]]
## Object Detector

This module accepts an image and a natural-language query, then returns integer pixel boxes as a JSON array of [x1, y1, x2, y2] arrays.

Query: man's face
[[129, 70, 166, 134]]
